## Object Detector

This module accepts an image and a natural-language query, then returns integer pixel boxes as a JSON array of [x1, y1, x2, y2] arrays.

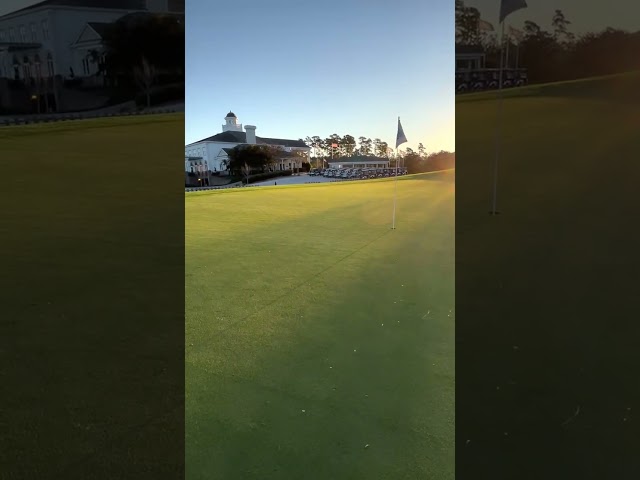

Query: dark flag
[[499, 0, 527, 24], [396, 117, 408, 149]]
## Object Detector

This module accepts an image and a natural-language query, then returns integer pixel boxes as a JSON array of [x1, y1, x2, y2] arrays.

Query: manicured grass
[[455, 73, 640, 477], [186, 171, 455, 479], [2, 115, 185, 478]]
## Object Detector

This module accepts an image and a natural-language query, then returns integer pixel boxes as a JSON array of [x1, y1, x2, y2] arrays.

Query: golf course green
[[455, 72, 640, 477], [186, 172, 455, 479]]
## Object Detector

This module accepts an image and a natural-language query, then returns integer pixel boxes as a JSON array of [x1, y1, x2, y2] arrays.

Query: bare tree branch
[[133, 56, 156, 108]]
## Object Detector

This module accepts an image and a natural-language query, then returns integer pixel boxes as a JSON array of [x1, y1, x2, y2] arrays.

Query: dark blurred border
[[456, 1, 640, 478], [0, 2, 185, 478]]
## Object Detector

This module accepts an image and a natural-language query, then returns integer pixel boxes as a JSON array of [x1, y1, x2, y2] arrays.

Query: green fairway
[[455, 73, 640, 476], [186, 172, 455, 479], [2, 115, 185, 478]]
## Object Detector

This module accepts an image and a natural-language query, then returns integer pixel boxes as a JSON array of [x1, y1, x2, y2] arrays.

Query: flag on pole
[[507, 25, 524, 42], [478, 19, 495, 32], [396, 117, 407, 149], [499, 0, 527, 24], [331, 143, 338, 148]]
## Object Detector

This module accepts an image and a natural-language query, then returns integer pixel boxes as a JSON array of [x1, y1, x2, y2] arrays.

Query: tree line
[[223, 145, 308, 177], [303, 134, 454, 174], [99, 13, 184, 107], [303, 135, 391, 159], [302, 135, 442, 160], [456, 0, 640, 84], [222, 141, 454, 177], [403, 150, 455, 174]]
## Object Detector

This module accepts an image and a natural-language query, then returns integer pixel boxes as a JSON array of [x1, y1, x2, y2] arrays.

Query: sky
[[464, 0, 640, 34], [0, 0, 41, 17], [186, 0, 454, 153]]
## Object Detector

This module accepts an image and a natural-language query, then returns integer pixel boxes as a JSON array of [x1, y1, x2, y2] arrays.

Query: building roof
[[218, 146, 300, 159], [270, 150, 300, 158], [225, 111, 236, 118], [0, 42, 42, 52], [257, 136, 307, 148], [329, 155, 389, 163], [190, 131, 244, 144], [8, 0, 146, 15], [186, 130, 309, 149]]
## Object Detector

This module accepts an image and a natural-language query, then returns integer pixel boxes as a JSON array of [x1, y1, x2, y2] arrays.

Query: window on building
[[0, 31, 5, 42], [30, 23, 38, 42], [9, 28, 16, 42], [41, 20, 49, 40], [20, 25, 27, 42]]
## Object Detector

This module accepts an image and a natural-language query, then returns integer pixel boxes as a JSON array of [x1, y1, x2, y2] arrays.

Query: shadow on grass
[[2, 115, 185, 478], [186, 169, 455, 198], [187, 239, 454, 480], [186, 183, 455, 479], [456, 69, 640, 478]]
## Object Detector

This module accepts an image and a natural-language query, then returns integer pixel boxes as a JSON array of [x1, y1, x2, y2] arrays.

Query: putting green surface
[[186, 172, 455, 479], [455, 73, 640, 477]]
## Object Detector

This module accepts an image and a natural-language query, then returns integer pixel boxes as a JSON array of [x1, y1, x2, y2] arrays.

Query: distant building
[[184, 111, 311, 174], [0, 0, 184, 113], [328, 155, 389, 169], [455, 44, 485, 71]]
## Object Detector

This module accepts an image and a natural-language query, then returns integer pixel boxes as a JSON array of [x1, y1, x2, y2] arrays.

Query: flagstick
[[505, 42, 509, 71], [490, 20, 506, 215], [392, 147, 398, 229], [505, 28, 510, 69]]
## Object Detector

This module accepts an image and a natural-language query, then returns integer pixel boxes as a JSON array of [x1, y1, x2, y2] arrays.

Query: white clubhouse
[[184, 111, 311, 174]]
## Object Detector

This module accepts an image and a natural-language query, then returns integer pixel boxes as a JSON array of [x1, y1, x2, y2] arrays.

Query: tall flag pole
[[505, 27, 510, 68], [508, 26, 524, 69], [491, 0, 527, 215], [393, 117, 408, 229], [478, 19, 495, 70]]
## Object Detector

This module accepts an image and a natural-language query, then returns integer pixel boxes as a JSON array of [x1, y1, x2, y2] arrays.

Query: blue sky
[[186, 0, 454, 153]]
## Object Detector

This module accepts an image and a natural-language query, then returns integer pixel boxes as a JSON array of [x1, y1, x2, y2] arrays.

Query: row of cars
[[309, 168, 409, 179], [456, 68, 528, 93]]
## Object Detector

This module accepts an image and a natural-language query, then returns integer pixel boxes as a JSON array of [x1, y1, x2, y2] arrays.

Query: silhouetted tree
[[134, 56, 156, 108], [340, 134, 357, 156], [456, 0, 482, 45], [224, 145, 277, 175], [418, 143, 426, 158], [241, 162, 251, 185], [552, 9, 575, 44], [102, 13, 183, 93]]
